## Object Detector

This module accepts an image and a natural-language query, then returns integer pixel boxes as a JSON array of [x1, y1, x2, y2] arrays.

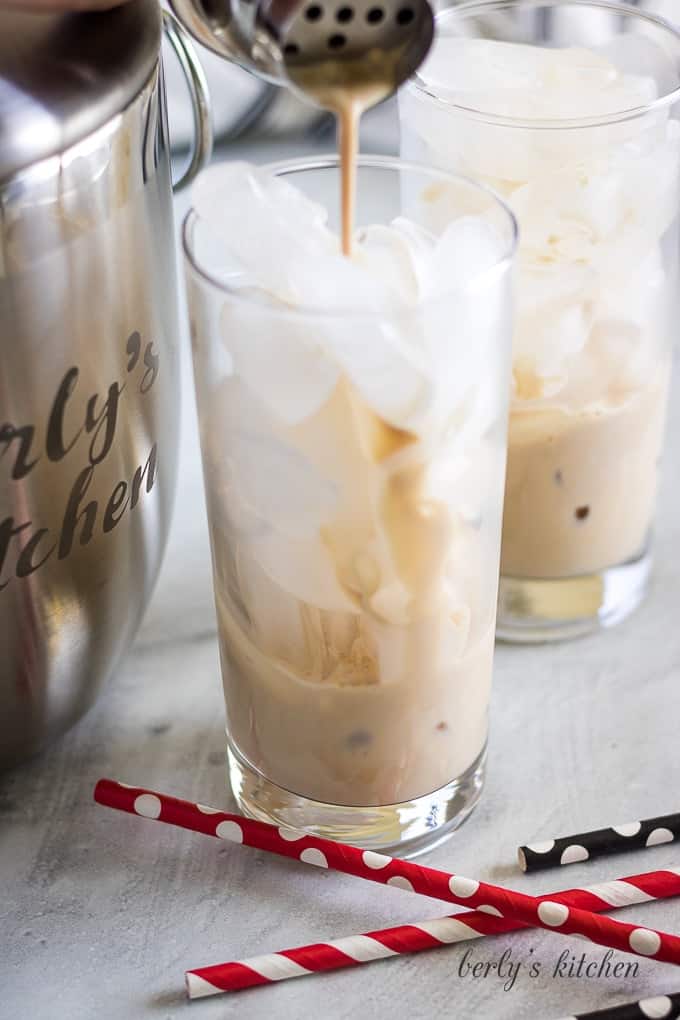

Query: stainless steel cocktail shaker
[[169, 0, 435, 97], [0, 0, 211, 767]]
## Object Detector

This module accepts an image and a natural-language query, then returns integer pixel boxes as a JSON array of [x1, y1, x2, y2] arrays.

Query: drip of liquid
[[289, 52, 402, 256], [337, 99, 359, 257]]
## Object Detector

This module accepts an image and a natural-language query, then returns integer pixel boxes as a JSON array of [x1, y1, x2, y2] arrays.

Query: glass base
[[496, 548, 652, 644], [227, 741, 486, 859]]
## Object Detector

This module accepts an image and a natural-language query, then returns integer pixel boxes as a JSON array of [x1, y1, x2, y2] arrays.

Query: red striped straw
[[94, 779, 680, 968], [185, 869, 680, 997]]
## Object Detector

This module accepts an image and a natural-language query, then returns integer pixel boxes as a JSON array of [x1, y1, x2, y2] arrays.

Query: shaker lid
[[0, 0, 161, 183]]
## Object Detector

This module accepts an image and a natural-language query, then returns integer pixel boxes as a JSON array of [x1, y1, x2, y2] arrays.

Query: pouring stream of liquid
[[290, 56, 400, 258], [337, 100, 360, 257]]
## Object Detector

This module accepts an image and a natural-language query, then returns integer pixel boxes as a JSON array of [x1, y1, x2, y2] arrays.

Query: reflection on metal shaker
[[0, 0, 211, 766]]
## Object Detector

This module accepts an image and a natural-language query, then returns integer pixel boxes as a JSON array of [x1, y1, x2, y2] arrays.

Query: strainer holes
[[305, 4, 323, 20], [336, 5, 354, 22], [396, 6, 414, 23], [328, 32, 347, 48], [366, 6, 384, 23]]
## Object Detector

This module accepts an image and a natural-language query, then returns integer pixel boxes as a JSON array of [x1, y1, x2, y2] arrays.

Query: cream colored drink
[[188, 160, 514, 820], [400, 33, 677, 598]]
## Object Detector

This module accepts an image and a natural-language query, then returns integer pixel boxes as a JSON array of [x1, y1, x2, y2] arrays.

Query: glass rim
[[181, 153, 518, 322], [407, 0, 680, 130]]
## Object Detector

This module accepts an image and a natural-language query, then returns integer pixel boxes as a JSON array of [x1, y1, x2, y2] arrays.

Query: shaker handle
[[162, 9, 213, 192]]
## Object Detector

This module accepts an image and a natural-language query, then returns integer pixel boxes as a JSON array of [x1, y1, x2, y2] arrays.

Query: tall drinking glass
[[184, 156, 517, 855], [400, 0, 680, 640]]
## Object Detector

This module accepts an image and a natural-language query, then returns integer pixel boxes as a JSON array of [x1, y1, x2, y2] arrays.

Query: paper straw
[[554, 991, 680, 1019], [185, 869, 680, 998], [519, 813, 680, 873], [93, 779, 680, 967]]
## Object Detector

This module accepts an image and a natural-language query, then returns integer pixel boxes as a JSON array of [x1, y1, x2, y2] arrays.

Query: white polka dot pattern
[[299, 847, 328, 868], [477, 905, 503, 917], [519, 812, 680, 873], [196, 803, 221, 814], [527, 840, 555, 854], [646, 828, 674, 847], [537, 901, 569, 927], [133, 794, 162, 819], [387, 876, 414, 892], [613, 822, 642, 837], [362, 851, 391, 869], [639, 996, 674, 1018], [215, 820, 244, 843], [560, 844, 589, 866], [277, 826, 306, 842], [449, 876, 479, 898], [629, 928, 661, 956], [95, 779, 680, 981], [549, 993, 680, 1020]]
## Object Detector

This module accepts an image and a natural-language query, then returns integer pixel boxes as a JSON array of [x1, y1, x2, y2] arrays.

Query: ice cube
[[353, 220, 435, 303], [369, 581, 412, 626], [195, 161, 408, 311], [199, 163, 512, 437], [555, 316, 662, 411], [234, 553, 356, 665], [429, 215, 507, 297], [285, 250, 390, 311], [507, 114, 679, 274], [511, 259, 594, 398], [318, 314, 434, 433], [595, 246, 668, 340], [590, 320, 652, 387], [509, 170, 621, 262], [210, 379, 338, 539], [249, 530, 358, 613], [352, 214, 499, 307], [404, 38, 665, 186], [191, 161, 339, 303], [220, 301, 339, 425], [419, 39, 613, 117], [206, 380, 358, 611], [418, 38, 656, 119], [602, 120, 680, 268], [227, 426, 338, 539], [597, 33, 675, 95], [418, 38, 546, 101], [192, 161, 332, 253], [346, 213, 509, 440], [401, 84, 546, 184]]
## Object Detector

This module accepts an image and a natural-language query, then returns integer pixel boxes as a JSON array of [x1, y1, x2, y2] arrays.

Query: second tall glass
[[401, 0, 680, 640]]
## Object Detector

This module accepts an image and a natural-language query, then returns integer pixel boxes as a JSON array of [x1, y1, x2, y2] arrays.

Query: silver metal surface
[[0, 32, 210, 767], [0, 0, 161, 184], [162, 9, 214, 190], [169, 0, 434, 99], [281, 0, 433, 68]]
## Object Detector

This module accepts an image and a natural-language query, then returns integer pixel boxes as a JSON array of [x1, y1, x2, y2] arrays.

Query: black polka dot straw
[[519, 813, 680, 873], [555, 991, 680, 1019]]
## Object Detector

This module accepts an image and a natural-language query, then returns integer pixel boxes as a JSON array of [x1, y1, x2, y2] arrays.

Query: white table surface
[[2, 119, 680, 1020]]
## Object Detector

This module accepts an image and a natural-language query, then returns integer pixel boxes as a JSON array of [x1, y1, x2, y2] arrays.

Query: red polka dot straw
[[94, 779, 680, 968], [184, 869, 680, 998]]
